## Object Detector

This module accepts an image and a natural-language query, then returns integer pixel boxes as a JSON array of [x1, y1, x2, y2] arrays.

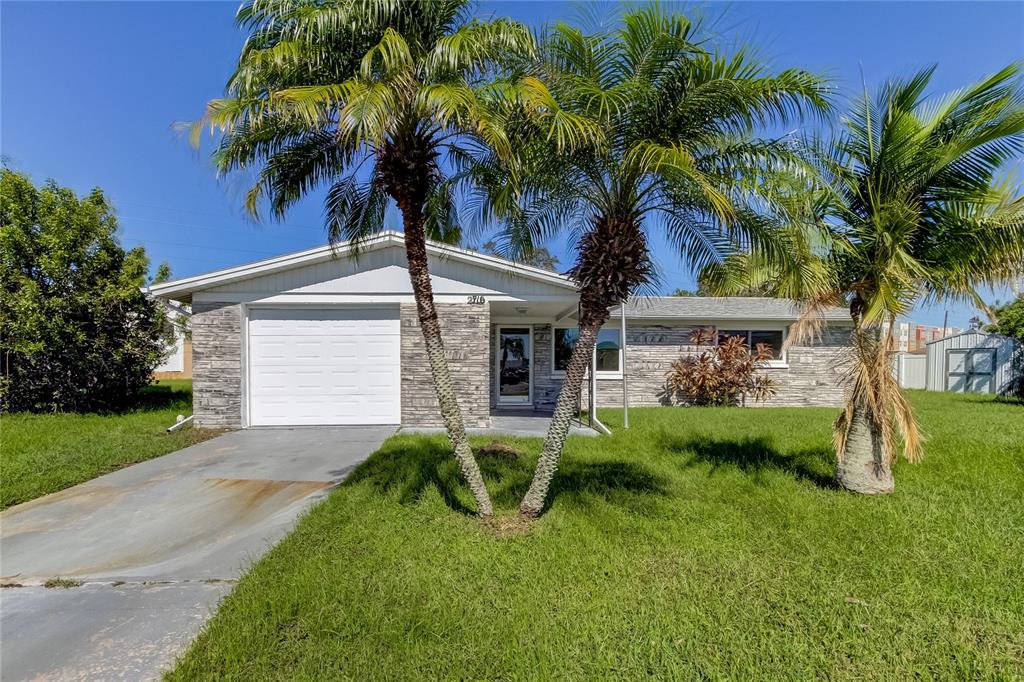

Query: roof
[[147, 230, 575, 303], [925, 329, 1015, 345], [146, 231, 848, 323], [612, 297, 850, 322]]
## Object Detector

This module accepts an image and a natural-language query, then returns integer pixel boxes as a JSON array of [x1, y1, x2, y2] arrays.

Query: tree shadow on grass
[[662, 434, 836, 489], [135, 383, 193, 412], [344, 436, 667, 516]]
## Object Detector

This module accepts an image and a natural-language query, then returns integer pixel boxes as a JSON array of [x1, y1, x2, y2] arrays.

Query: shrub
[[0, 168, 169, 413], [663, 327, 779, 406], [986, 295, 1024, 400]]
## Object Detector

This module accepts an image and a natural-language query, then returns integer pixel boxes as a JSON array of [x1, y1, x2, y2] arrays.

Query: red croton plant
[[664, 327, 779, 406]]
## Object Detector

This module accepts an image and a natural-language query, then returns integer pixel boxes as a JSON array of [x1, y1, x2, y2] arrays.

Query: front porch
[[402, 408, 599, 438]]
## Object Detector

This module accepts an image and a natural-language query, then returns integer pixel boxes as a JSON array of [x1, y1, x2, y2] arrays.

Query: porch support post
[[621, 300, 629, 429]]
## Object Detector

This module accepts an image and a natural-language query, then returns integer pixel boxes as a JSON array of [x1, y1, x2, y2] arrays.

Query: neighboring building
[[893, 321, 963, 353], [149, 232, 854, 429], [925, 330, 1020, 394], [152, 301, 192, 380]]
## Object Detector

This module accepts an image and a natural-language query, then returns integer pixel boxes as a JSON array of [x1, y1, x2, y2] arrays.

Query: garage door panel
[[248, 307, 401, 425]]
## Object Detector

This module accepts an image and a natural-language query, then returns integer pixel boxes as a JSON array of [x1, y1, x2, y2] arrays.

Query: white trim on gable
[[148, 231, 574, 303]]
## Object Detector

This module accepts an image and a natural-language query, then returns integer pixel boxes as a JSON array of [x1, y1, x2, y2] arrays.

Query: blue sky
[[3, 1, 1022, 327]]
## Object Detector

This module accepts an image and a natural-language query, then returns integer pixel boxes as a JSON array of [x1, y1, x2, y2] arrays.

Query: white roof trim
[[148, 231, 575, 300]]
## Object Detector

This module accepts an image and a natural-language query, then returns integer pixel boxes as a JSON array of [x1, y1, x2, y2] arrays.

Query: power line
[[119, 214, 326, 236], [124, 237, 303, 256]]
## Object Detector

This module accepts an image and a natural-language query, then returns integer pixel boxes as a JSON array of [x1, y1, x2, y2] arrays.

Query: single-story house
[[148, 231, 853, 429]]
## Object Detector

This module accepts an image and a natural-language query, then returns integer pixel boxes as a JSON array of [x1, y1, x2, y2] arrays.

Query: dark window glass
[[554, 327, 580, 371], [750, 330, 783, 358], [718, 330, 749, 347], [595, 329, 620, 372]]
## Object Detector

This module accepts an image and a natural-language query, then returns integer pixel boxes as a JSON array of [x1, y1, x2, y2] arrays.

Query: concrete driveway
[[0, 426, 393, 681]]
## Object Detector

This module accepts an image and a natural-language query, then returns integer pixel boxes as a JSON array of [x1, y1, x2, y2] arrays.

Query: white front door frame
[[495, 325, 534, 406]]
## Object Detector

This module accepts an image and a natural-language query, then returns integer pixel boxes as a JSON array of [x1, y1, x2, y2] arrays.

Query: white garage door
[[248, 307, 401, 426]]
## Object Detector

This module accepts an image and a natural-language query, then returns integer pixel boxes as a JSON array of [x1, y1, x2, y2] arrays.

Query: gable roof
[[147, 231, 575, 303], [612, 296, 850, 322]]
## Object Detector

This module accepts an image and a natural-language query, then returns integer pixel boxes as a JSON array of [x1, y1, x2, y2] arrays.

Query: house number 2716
[[467, 295, 485, 304]]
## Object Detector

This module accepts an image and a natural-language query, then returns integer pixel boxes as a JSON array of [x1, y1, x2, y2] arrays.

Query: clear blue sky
[[3, 1, 1022, 327]]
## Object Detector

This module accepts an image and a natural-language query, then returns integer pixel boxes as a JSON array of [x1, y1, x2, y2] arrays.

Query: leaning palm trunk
[[520, 216, 651, 517], [401, 204, 493, 517], [520, 316, 605, 516]]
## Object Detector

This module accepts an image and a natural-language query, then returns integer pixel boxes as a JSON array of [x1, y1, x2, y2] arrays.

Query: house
[[148, 232, 853, 429], [153, 301, 192, 380]]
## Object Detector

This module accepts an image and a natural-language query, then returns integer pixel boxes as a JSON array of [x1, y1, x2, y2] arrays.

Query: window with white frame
[[552, 326, 622, 376], [717, 328, 787, 365]]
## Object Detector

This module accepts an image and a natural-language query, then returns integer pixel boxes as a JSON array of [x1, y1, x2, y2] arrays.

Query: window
[[595, 329, 621, 372], [717, 328, 786, 364], [552, 326, 622, 375], [553, 327, 580, 372]]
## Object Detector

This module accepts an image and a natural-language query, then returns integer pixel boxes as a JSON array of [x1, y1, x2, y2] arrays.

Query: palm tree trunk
[[835, 402, 894, 494], [520, 315, 605, 517], [401, 205, 493, 517]]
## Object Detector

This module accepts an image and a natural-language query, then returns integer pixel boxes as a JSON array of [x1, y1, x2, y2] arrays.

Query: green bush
[[0, 168, 169, 412]]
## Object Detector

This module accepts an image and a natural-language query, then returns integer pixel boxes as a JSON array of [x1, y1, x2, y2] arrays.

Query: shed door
[[946, 348, 996, 394], [248, 307, 401, 426]]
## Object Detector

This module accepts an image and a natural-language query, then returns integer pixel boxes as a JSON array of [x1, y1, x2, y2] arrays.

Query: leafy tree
[[473, 5, 831, 516], [0, 169, 169, 412], [151, 262, 173, 285], [706, 66, 1024, 493], [987, 295, 1024, 341], [194, 0, 536, 516], [988, 294, 1024, 399]]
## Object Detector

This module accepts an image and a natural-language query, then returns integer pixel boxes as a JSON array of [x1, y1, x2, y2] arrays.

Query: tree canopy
[[0, 168, 169, 413]]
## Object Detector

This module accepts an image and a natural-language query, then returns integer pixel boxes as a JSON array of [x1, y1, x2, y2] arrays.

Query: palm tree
[[705, 65, 1024, 494], [193, 0, 536, 517], [468, 5, 832, 516]]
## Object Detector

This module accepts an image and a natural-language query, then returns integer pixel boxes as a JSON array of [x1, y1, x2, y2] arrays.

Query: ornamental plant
[[663, 327, 778, 406]]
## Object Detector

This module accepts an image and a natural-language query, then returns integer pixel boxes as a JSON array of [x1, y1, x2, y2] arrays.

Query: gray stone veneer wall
[[191, 302, 243, 427], [582, 323, 852, 410], [401, 303, 490, 427]]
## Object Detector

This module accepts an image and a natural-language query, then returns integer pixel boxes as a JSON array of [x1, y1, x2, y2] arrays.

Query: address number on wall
[[467, 295, 486, 304]]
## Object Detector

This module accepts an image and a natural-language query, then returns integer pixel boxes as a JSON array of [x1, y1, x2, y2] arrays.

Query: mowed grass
[[170, 391, 1024, 680], [1, 380, 223, 509]]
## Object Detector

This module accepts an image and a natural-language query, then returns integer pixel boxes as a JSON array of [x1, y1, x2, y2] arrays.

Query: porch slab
[[402, 411, 599, 438]]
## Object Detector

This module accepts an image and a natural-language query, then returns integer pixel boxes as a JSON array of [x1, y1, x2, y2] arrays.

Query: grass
[[169, 391, 1024, 680], [1, 380, 223, 509]]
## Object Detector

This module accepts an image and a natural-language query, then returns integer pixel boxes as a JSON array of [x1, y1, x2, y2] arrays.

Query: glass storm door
[[497, 327, 531, 404]]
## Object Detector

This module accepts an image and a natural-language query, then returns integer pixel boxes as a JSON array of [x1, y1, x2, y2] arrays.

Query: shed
[[925, 330, 1020, 394]]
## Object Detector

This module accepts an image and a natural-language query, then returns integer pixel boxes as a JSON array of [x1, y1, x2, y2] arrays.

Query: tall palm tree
[[705, 65, 1024, 494], [468, 5, 832, 516], [193, 0, 536, 517]]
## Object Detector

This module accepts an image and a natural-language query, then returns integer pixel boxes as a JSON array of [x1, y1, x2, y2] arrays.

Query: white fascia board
[[193, 291, 579, 305], [149, 231, 575, 301]]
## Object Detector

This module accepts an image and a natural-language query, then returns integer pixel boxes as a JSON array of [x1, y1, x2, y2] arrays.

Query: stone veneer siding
[[582, 322, 852, 409], [401, 303, 490, 427], [191, 302, 243, 427]]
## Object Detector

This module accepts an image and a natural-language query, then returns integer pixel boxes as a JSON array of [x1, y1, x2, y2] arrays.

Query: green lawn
[[170, 391, 1023, 680], [1, 380, 223, 509]]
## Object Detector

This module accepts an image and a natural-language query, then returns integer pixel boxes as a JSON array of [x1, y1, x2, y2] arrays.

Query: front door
[[497, 327, 532, 405]]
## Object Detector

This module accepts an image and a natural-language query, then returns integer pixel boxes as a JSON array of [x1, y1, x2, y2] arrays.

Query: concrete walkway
[[0, 426, 392, 682]]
